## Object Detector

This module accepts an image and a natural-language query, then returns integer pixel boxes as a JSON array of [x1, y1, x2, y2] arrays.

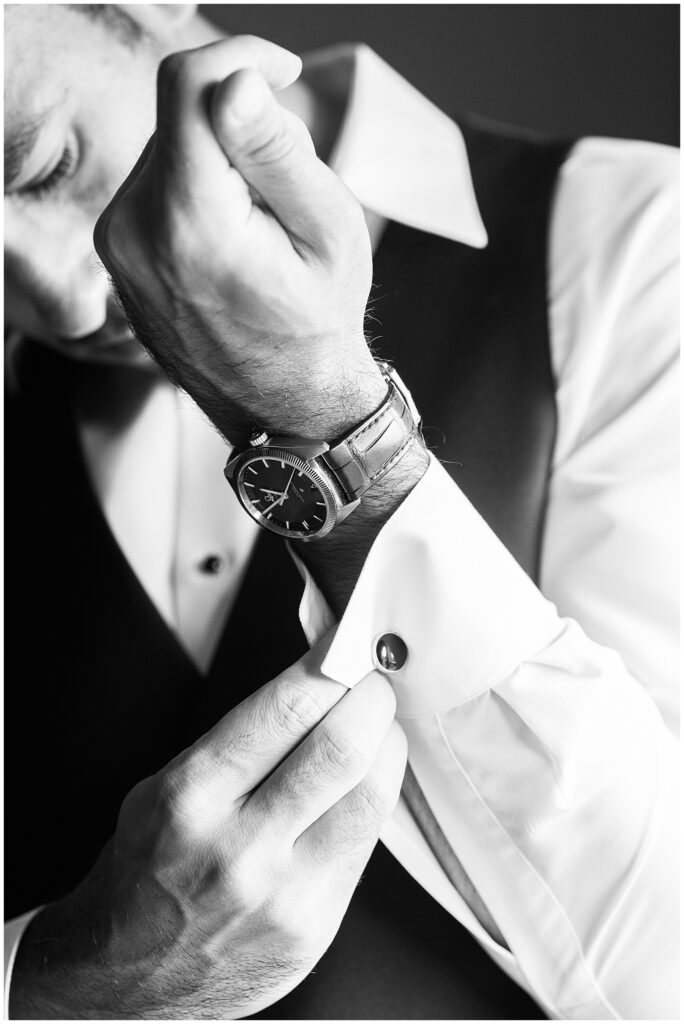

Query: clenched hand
[[94, 35, 387, 445]]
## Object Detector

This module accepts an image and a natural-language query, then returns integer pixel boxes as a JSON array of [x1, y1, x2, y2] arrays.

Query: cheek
[[4, 202, 109, 337], [5, 200, 96, 277], [73, 157, 124, 221]]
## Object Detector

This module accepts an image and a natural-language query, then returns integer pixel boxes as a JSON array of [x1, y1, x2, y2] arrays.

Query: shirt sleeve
[[4, 910, 41, 1016], [298, 139, 679, 1019]]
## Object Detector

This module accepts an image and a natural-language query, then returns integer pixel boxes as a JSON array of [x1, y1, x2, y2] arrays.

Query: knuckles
[[92, 209, 110, 264], [148, 749, 225, 842], [156, 50, 198, 102], [93, 205, 124, 273], [265, 896, 325, 957], [310, 724, 367, 780], [238, 123, 298, 168], [340, 722, 408, 829], [269, 674, 332, 739], [93, 191, 146, 282], [349, 775, 397, 825]]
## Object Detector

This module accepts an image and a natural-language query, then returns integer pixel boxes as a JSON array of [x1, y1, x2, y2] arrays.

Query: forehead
[[5, 5, 80, 78], [7, 5, 135, 120], [4, 8, 83, 186], [5, 6, 84, 128]]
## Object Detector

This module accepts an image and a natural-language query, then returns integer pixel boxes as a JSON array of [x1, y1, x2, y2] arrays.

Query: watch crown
[[249, 430, 269, 448]]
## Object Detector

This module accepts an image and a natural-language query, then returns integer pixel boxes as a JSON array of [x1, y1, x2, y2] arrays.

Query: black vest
[[5, 116, 572, 1018]]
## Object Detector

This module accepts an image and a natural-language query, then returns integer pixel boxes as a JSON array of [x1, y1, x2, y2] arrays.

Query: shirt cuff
[[313, 454, 563, 715], [4, 908, 41, 1016]]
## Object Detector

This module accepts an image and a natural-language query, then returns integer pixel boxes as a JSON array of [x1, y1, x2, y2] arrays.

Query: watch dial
[[241, 457, 329, 535]]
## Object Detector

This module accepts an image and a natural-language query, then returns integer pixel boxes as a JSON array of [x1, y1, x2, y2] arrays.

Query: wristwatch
[[224, 363, 422, 541]]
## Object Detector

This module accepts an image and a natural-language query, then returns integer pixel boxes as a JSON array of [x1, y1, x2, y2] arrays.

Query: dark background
[[201, 4, 679, 147]]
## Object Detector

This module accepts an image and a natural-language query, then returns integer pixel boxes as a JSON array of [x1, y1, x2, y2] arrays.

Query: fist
[[94, 35, 387, 445]]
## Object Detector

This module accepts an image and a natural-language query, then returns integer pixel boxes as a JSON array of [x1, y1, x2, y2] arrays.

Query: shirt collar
[[302, 43, 488, 249]]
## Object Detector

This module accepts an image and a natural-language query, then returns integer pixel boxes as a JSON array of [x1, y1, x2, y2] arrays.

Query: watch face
[[237, 452, 334, 538]]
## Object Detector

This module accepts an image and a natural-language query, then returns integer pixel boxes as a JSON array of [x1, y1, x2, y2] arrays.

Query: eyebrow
[[4, 107, 57, 189]]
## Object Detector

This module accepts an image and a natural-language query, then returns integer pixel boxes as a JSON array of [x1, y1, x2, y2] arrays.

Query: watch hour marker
[[316, 501, 325, 507], [285, 521, 290, 530], [262, 459, 268, 467], [302, 520, 309, 529], [248, 466, 258, 474], [313, 515, 322, 523], [281, 460, 285, 469], [244, 482, 254, 488]]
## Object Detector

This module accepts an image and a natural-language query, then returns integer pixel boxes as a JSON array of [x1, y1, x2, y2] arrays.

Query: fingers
[[210, 67, 362, 252], [154, 35, 301, 185], [295, 721, 408, 869], [243, 673, 398, 842], [152, 35, 363, 252], [173, 629, 347, 805]]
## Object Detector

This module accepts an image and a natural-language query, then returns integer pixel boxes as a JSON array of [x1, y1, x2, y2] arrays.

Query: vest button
[[199, 554, 224, 575], [374, 633, 408, 672]]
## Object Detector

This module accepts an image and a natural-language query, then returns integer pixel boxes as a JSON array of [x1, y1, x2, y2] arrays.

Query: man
[[4, 4, 678, 1019]]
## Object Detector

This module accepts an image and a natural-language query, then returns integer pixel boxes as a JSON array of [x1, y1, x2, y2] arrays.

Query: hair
[[69, 4, 147, 46]]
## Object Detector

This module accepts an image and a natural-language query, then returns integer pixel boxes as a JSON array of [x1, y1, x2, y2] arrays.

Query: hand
[[9, 637, 407, 1020], [94, 35, 387, 446]]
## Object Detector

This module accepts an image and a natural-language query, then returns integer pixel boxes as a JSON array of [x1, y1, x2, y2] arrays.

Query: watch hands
[[261, 493, 287, 515], [260, 470, 298, 516], [281, 468, 297, 501]]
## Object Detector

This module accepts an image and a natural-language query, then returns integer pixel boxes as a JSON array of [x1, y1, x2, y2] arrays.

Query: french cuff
[[4, 908, 41, 1016], [317, 455, 563, 716]]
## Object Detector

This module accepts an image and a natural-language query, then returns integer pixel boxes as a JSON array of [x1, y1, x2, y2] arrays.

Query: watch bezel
[[234, 447, 341, 541]]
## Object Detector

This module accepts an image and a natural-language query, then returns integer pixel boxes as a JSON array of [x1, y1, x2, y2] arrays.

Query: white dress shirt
[[4, 45, 679, 1020]]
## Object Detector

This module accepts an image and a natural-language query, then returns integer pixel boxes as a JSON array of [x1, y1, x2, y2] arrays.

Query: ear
[[117, 5, 198, 37]]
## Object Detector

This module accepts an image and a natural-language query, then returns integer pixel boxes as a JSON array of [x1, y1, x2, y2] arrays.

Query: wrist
[[9, 897, 100, 1019], [184, 348, 388, 448], [324, 433, 429, 532], [293, 436, 429, 617], [244, 353, 389, 444], [280, 372, 389, 444], [8, 851, 139, 1020]]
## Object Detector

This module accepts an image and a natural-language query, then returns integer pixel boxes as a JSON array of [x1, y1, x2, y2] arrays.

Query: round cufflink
[[374, 632, 408, 673]]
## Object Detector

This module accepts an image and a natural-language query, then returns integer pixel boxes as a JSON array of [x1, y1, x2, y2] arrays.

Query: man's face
[[4, 5, 161, 364]]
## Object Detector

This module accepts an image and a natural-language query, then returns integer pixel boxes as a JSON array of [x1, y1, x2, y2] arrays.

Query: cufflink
[[374, 633, 408, 672]]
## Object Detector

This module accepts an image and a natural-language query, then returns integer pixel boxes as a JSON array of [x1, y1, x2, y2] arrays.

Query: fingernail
[[230, 71, 268, 124]]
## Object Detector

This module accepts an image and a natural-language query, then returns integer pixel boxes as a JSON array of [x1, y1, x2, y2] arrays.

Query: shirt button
[[374, 633, 408, 672], [198, 554, 224, 575]]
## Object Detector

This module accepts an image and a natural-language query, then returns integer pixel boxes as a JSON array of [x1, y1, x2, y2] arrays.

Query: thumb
[[211, 67, 356, 253]]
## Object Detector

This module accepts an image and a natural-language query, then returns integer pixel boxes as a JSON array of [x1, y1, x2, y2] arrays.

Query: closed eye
[[22, 137, 79, 199]]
